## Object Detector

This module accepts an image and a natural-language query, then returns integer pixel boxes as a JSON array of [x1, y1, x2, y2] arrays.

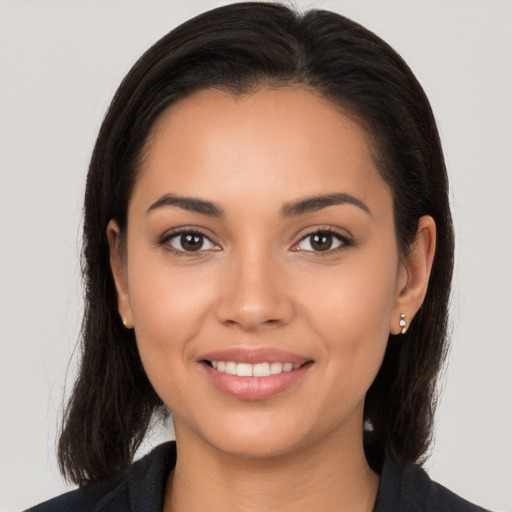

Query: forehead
[[133, 87, 390, 213]]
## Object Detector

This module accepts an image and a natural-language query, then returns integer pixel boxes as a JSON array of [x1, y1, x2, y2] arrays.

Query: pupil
[[181, 233, 203, 251], [311, 233, 332, 251]]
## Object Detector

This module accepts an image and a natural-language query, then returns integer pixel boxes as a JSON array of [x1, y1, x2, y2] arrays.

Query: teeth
[[270, 362, 283, 374], [210, 361, 302, 376], [225, 362, 237, 375], [253, 362, 270, 377], [236, 363, 253, 377]]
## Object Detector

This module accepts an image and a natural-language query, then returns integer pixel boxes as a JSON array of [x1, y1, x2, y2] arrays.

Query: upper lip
[[199, 347, 311, 365]]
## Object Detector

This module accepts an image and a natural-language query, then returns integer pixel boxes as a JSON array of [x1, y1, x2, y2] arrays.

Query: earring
[[399, 313, 408, 335], [122, 316, 134, 329]]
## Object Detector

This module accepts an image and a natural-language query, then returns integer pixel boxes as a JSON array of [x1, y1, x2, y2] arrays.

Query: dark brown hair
[[58, 2, 454, 484]]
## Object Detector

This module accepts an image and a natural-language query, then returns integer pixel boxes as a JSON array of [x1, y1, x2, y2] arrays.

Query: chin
[[173, 406, 308, 459], [207, 428, 308, 460], [179, 404, 345, 462]]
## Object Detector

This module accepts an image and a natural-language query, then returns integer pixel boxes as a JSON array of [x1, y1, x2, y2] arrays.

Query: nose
[[215, 248, 295, 331]]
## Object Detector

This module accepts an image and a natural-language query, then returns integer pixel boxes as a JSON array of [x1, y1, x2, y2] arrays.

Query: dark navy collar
[[26, 441, 489, 511], [373, 451, 489, 511]]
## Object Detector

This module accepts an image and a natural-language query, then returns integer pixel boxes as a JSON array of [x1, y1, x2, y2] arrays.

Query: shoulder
[[23, 442, 177, 512], [375, 454, 491, 512]]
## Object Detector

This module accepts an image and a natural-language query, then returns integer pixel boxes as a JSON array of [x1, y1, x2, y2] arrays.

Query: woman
[[26, 2, 489, 511]]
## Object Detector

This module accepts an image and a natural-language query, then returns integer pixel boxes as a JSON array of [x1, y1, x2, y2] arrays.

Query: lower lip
[[201, 362, 312, 400]]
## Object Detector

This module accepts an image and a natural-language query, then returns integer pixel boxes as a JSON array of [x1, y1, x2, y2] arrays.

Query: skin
[[108, 87, 436, 512]]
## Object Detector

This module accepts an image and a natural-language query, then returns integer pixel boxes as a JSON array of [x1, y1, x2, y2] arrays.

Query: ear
[[390, 215, 436, 335], [107, 219, 134, 329]]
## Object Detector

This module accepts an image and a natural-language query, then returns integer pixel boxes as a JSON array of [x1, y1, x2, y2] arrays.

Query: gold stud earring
[[399, 313, 408, 335], [122, 316, 133, 329]]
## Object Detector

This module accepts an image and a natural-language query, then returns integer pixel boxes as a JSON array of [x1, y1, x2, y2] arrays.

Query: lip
[[200, 347, 310, 365], [199, 347, 313, 401]]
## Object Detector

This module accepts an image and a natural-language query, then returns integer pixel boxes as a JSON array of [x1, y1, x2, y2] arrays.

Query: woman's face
[[110, 87, 419, 459]]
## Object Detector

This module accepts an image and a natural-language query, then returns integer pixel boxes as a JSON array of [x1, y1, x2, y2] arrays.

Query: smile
[[209, 361, 302, 377], [199, 348, 312, 400]]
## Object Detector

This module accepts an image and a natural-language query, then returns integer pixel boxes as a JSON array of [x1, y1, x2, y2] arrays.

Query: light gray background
[[1, 1, 511, 511]]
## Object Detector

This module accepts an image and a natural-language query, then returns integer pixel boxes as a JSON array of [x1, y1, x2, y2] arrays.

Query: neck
[[164, 421, 379, 512]]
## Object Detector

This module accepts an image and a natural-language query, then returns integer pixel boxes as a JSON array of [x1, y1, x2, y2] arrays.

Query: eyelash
[[158, 228, 220, 257], [292, 228, 353, 255], [158, 227, 353, 256]]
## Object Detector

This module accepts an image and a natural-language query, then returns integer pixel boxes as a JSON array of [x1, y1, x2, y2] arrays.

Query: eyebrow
[[281, 193, 371, 217], [146, 192, 370, 218], [147, 193, 225, 217]]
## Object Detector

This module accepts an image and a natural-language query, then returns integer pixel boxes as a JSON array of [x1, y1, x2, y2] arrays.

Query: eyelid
[[158, 226, 221, 255], [290, 226, 353, 253], [157, 225, 353, 255]]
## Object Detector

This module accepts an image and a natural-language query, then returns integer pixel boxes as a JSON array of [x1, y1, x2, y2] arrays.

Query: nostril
[[215, 290, 295, 330]]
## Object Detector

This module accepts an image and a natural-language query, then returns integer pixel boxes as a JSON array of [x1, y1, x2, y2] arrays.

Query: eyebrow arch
[[281, 193, 371, 217], [147, 193, 225, 217]]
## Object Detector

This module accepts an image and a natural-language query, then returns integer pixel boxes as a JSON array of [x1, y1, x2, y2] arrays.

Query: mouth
[[199, 348, 313, 400], [204, 360, 303, 377]]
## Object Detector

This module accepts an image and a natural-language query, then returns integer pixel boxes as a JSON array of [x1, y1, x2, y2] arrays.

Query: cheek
[[125, 253, 218, 389], [297, 251, 399, 342], [294, 249, 398, 395], [128, 242, 216, 328]]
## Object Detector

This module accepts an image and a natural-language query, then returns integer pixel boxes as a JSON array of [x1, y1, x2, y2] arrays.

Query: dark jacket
[[25, 441, 490, 512]]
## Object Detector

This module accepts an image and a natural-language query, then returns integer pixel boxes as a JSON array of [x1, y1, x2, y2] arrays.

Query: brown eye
[[180, 233, 203, 251], [310, 233, 333, 251], [167, 231, 219, 253], [295, 231, 347, 253]]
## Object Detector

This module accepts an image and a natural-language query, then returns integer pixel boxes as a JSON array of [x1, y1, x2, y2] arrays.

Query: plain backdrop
[[1, 1, 511, 511]]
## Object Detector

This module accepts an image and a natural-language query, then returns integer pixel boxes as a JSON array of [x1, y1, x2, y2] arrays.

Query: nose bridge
[[215, 241, 293, 329]]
